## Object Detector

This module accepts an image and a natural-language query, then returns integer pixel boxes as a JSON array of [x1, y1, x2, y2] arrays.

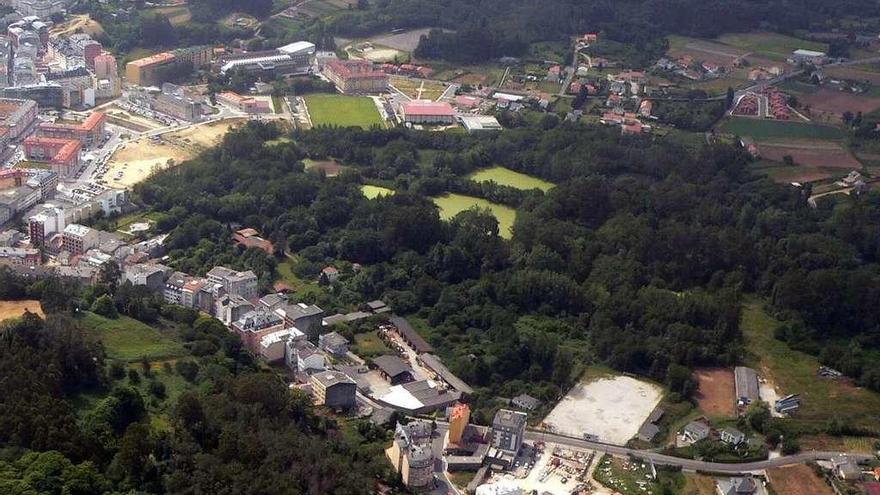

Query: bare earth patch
[[693, 368, 735, 417], [543, 374, 663, 444], [767, 465, 835, 495], [757, 141, 861, 169], [0, 300, 45, 323]]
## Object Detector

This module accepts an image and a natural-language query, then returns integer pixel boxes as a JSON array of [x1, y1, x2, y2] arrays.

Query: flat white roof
[[380, 384, 424, 410], [492, 92, 525, 102], [793, 49, 826, 57], [277, 41, 316, 55], [260, 327, 305, 348], [459, 115, 502, 131]]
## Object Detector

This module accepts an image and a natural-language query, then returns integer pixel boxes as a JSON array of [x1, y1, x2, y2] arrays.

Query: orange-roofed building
[[233, 227, 274, 254], [125, 52, 177, 86], [38, 112, 106, 148], [448, 403, 470, 445], [23, 137, 81, 177]]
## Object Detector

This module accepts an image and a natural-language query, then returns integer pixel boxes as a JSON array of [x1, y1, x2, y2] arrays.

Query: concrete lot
[[543, 375, 663, 445]]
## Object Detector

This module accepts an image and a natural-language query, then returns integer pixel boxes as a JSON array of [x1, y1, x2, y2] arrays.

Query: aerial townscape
[[3, 0, 880, 494]]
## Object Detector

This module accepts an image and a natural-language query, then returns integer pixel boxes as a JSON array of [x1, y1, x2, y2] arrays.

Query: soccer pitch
[[304, 94, 385, 129]]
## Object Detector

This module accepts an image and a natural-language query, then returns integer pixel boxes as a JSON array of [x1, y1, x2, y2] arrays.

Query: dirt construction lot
[[693, 368, 735, 417], [0, 300, 45, 323], [757, 141, 861, 169], [543, 374, 663, 444], [767, 465, 835, 495], [104, 118, 244, 187]]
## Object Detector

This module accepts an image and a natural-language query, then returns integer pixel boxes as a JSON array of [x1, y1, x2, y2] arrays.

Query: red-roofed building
[[23, 137, 81, 176], [568, 81, 582, 94], [233, 227, 274, 254], [582, 33, 599, 43], [401, 101, 455, 124], [322, 59, 388, 94], [37, 112, 106, 148], [125, 52, 177, 86], [455, 95, 482, 108], [621, 122, 649, 135], [217, 91, 271, 114]]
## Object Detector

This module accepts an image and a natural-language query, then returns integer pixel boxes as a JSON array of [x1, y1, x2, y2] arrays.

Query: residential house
[[122, 263, 170, 292], [233, 227, 273, 254], [720, 427, 746, 445], [491, 409, 527, 454], [366, 299, 390, 314], [318, 331, 349, 357], [286, 339, 326, 373], [833, 456, 863, 480], [273, 302, 324, 333], [716, 476, 757, 495], [510, 393, 541, 411], [682, 421, 710, 443], [638, 423, 660, 443]]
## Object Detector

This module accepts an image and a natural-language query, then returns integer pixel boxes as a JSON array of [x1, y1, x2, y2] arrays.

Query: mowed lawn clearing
[[304, 94, 385, 129], [78, 312, 186, 362], [742, 301, 880, 428], [0, 300, 45, 323], [432, 193, 517, 239], [767, 465, 835, 495], [467, 166, 555, 192], [361, 184, 395, 199], [718, 117, 845, 141], [352, 332, 392, 358]]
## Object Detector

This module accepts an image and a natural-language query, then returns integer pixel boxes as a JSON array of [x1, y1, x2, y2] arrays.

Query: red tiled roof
[[402, 101, 454, 117]]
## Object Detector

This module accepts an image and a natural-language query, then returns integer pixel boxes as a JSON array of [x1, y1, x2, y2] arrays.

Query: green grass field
[[352, 332, 392, 358], [304, 94, 385, 129], [431, 193, 517, 239], [361, 184, 395, 199], [468, 166, 555, 192], [79, 312, 186, 362], [742, 300, 880, 428], [718, 117, 845, 141], [717, 32, 828, 62]]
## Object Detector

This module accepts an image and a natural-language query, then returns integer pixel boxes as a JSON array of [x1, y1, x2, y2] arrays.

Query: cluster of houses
[[732, 88, 793, 120], [378, 62, 434, 79], [680, 418, 748, 448], [654, 55, 728, 81]]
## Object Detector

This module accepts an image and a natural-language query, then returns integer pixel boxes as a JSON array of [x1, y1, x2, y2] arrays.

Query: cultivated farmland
[[796, 88, 880, 122], [431, 193, 516, 239], [757, 141, 862, 169], [717, 32, 828, 62], [468, 166, 555, 192], [718, 117, 845, 141], [304, 94, 385, 129]]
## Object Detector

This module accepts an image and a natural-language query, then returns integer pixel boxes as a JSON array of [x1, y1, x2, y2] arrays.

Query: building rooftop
[[63, 223, 91, 237], [390, 315, 433, 353], [319, 331, 349, 348], [128, 52, 176, 68], [372, 355, 412, 378], [492, 409, 527, 430], [233, 309, 283, 332], [403, 100, 455, 117], [277, 41, 316, 55], [312, 370, 355, 388], [420, 353, 473, 394]]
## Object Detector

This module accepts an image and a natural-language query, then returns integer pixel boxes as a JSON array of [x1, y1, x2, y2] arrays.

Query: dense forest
[[329, 0, 880, 63], [132, 120, 880, 412], [0, 271, 394, 494]]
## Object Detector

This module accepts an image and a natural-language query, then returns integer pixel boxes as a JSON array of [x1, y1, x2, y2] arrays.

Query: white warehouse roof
[[277, 41, 316, 55]]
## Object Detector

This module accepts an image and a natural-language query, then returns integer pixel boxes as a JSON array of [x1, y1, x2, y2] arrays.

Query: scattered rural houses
[[682, 420, 711, 443], [720, 427, 746, 445]]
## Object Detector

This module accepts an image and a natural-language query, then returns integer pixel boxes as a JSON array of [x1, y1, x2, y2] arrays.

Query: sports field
[[431, 193, 516, 239], [718, 117, 845, 141], [468, 166, 555, 192], [304, 94, 385, 129]]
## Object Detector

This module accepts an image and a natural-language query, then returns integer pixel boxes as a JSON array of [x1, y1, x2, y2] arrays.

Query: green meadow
[[304, 94, 385, 129], [361, 184, 395, 199], [468, 166, 555, 192], [432, 193, 516, 239]]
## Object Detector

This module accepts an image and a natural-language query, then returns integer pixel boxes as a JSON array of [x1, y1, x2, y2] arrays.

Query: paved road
[[431, 422, 873, 475], [524, 430, 874, 473]]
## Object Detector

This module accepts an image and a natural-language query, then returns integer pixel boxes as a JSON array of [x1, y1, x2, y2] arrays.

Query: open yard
[[543, 372, 663, 444], [389, 75, 449, 101], [352, 332, 392, 358], [757, 141, 862, 169], [767, 465, 835, 495], [0, 300, 44, 323], [431, 193, 516, 239], [717, 32, 827, 62], [718, 117, 845, 141], [304, 94, 385, 129], [361, 184, 395, 199], [693, 368, 735, 417], [151, 5, 192, 25], [467, 166, 555, 192], [594, 455, 662, 494], [78, 312, 186, 362], [742, 300, 880, 428], [369, 28, 447, 52], [825, 65, 880, 85]]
